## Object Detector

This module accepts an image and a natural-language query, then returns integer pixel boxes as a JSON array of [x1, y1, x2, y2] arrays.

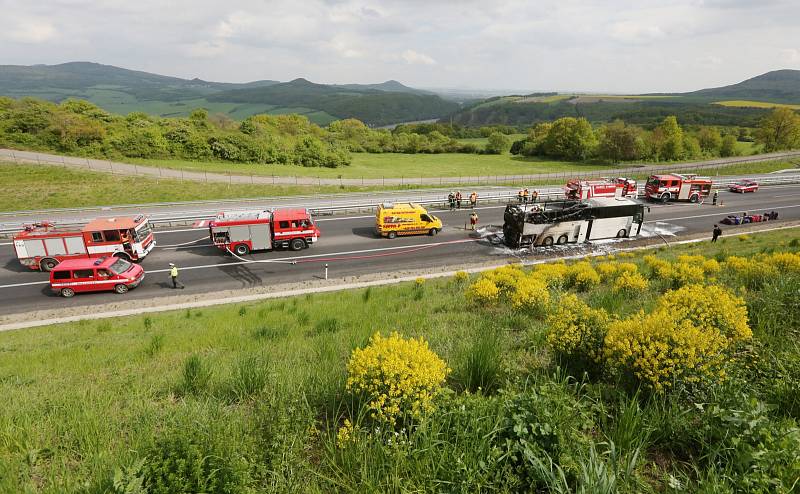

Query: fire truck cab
[[206, 208, 320, 256], [645, 174, 713, 203], [565, 178, 637, 200], [13, 215, 155, 271]]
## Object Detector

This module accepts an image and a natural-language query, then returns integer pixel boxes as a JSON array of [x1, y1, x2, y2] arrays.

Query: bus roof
[[587, 197, 639, 207]]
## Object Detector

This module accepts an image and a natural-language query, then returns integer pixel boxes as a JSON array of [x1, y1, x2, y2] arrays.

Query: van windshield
[[109, 258, 132, 275]]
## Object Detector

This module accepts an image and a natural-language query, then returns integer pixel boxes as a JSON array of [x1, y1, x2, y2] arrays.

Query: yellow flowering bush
[[509, 276, 550, 314], [346, 332, 450, 426], [613, 271, 649, 293], [453, 271, 469, 283], [566, 262, 601, 291], [617, 252, 635, 258], [467, 278, 500, 305], [546, 294, 611, 363], [336, 418, 355, 448], [723, 256, 777, 289], [532, 262, 568, 289], [596, 261, 639, 282], [604, 310, 728, 392], [644, 255, 674, 279], [480, 265, 526, 295], [764, 252, 800, 274], [657, 284, 752, 342]]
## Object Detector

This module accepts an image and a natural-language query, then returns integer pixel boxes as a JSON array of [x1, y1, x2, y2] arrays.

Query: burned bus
[[502, 197, 645, 248]]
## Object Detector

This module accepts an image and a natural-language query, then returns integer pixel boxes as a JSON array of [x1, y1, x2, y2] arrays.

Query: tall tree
[[543, 117, 597, 160], [597, 120, 643, 162], [755, 107, 800, 152], [655, 116, 684, 160], [696, 127, 722, 155]]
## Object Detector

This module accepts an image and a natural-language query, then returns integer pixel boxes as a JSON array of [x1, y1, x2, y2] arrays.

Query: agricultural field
[[713, 100, 800, 110], [1, 228, 799, 492]]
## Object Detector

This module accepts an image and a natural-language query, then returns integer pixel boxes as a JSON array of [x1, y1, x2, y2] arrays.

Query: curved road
[[1, 186, 799, 319]]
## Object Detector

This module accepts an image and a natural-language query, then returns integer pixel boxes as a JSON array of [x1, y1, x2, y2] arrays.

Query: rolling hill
[[0, 62, 457, 126], [685, 69, 800, 104]]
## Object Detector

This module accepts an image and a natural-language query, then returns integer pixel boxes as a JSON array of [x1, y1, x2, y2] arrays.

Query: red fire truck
[[565, 178, 637, 200], [644, 174, 713, 203], [13, 215, 156, 271], [200, 208, 320, 256]]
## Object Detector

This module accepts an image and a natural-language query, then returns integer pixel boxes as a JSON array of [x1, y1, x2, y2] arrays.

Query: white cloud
[[401, 49, 436, 65], [4, 18, 57, 43], [781, 48, 800, 64]]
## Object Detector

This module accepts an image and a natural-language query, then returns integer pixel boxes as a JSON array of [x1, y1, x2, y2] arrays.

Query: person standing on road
[[469, 191, 478, 208], [532, 190, 539, 203], [523, 188, 529, 204], [517, 189, 524, 203], [712, 190, 719, 206], [448, 192, 455, 211], [169, 263, 184, 289], [711, 224, 722, 243], [469, 212, 479, 230], [455, 191, 463, 209]]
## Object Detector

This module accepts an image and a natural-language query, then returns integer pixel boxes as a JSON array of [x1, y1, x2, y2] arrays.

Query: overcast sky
[[2, 0, 799, 93]]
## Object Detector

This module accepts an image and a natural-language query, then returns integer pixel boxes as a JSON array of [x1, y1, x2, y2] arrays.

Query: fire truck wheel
[[659, 193, 670, 203], [234, 244, 250, 256], [542, 236, 554, 247], [616, 229, 627, 238], [557, 234, 568, 245], [61, 287, 75, 298], [40, 258, 58, 271], [429, 228, 439, 236], [387, 231, 397, 239], [114, 284, 129, 294], [689, 194, 699, 203], [290, 238, 306, 251]]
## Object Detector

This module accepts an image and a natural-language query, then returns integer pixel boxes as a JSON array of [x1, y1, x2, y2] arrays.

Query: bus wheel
[[114, 284, 129, 294], [689, 194, 699, 203], [429, 228, 439, 236], [660, 193, 670, 203], [40, 258, 58, 271], [557, 234, 569, 245], [616, 229, 627, 238], [542, 236, 554, 247], [61, 287, 75, 298], [387, 231, 397, 239], [234, 243, 250, 256], [290, 238, 306, 251]]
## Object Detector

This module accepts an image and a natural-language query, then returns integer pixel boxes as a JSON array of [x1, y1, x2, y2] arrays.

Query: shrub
[[467, 278, 501, 306], [346, 332, 450, 426], [612, 271, 649, 293], [546, 294, 611, 365], [604, 310, 729, 392], [657, 284, 752, 343], [763, 251, 800, 274], [453, 271, 469, 283], [723, 256, 777, 289], [509, 276, 550, 314], [480, 265, 526, 295], [532, 262, 568, 289], [566, 262, 601, 291], [142, 428, 250, 493]]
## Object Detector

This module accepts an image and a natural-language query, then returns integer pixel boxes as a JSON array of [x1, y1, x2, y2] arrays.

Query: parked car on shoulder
[[728, 180, 759, 193]]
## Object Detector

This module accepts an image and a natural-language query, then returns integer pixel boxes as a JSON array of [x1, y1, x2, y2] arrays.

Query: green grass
[[1, 228, 798, 492], [714, 100, 800, 110], [455, 133, 527, 146], [0, 162, 402, 211], [130, 153, 614, 179]]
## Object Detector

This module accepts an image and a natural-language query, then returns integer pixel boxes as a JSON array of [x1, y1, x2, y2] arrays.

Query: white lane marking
[[0, 238, 479, 289]]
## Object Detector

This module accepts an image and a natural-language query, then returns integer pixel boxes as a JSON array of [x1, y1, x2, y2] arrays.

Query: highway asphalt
[[0, 185, 798, 318]]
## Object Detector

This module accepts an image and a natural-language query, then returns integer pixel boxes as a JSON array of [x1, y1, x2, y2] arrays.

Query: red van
[[49, 257, 145, 297]]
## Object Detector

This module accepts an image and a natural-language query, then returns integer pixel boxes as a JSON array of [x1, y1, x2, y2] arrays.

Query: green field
[[455, 133, 527, 146], [130, 153, 615, 180], [714, 100, 800, 110], [1, 229, 798, 492], [0, 163, 390, 211]]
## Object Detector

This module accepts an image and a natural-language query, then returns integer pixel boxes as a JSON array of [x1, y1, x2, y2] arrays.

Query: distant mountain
[[685, 69, 800, 103], [0, 62, 449, 125], [207, 78, 460, 126]]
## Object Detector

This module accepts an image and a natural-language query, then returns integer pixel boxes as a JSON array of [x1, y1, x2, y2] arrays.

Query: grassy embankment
[[0, 152, 794, 211], [1, 228, 799, 492], [714, 100, 800, 110]]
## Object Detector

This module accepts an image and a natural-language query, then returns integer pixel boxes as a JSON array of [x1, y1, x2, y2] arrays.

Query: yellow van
[[375, 203, 443, 239]]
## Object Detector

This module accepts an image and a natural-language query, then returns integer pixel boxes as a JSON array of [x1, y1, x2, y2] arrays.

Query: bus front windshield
[[133, 221, 152, 242]]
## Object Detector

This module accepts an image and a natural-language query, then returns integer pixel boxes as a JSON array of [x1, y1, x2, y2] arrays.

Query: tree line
[[1, 96, 798, 168], [509, 109, 800, 162]]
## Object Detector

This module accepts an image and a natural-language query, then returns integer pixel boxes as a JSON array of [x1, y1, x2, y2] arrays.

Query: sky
[[1, 0, 799, 93]]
